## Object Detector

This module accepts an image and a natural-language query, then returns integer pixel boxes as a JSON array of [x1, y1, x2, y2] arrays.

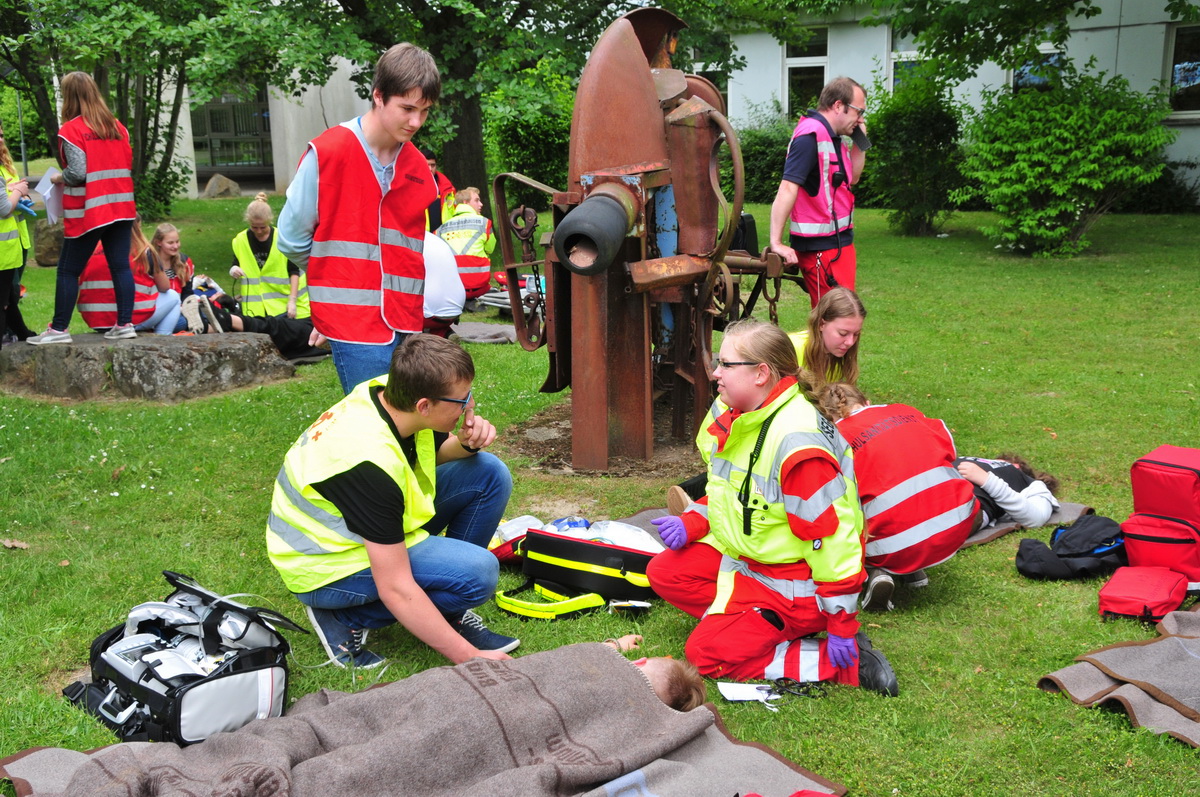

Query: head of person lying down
[[605, 634, 706, 712]]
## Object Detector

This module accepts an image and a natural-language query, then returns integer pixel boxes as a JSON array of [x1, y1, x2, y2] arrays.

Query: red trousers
[[647, 543, 859, 686], [796, 243, 856, 308]]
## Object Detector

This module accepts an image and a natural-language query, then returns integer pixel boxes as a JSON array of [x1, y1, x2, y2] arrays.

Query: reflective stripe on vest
[[305, 125, 433, 343], [864, 500, 978, 558], [266, 376, 433, 593]]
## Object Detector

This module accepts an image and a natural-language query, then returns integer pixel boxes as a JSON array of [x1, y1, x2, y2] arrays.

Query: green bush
[[727, 100, 793, 205], [1111, 158, 1200, 214], [484, 63, 576, 212], [855, 72, 964, 236], [135, 162, 193, 222], [955, 60, 1176, 256]]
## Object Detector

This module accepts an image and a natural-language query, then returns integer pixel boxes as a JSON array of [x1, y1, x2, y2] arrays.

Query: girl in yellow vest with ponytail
[[0, 120, 32, 348], [230, 193, 309, 319]]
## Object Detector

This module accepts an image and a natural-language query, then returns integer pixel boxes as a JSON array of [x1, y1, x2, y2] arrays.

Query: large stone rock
[[0, 333, 295, 401], [34, 219, 63, 267], [201, 174, 241, 199]]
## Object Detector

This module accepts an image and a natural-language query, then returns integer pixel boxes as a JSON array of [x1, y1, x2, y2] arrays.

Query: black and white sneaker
[[897, 569, 929, 589], [861, 569, 895, 612], [305, 606, 385, 669], [450, 609, 520, 653]]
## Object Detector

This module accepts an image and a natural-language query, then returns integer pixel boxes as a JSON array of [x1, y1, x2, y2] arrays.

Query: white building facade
[[726, 2, 1199, 181]]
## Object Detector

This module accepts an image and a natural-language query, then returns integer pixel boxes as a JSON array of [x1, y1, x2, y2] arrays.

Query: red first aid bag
[[1121, 513, 1200, 590], [1131, 445, 1200, 528], [1098, 566, 1187, 621]]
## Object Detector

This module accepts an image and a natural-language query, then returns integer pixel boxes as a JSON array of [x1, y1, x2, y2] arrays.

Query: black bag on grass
[[63, 571, 306, 745], [1016, 514, 1127, 580]]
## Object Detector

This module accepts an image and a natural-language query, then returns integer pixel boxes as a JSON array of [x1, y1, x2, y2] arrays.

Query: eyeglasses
[[714, 359, 760, 370], [758, 678, 827, 701], [438, 389, 473, 414], [846, 102, 867, 117]]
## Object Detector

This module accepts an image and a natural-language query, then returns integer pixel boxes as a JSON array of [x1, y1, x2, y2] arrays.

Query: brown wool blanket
[[1039, 611, 1200, 746], [1, 643, 842, 797]]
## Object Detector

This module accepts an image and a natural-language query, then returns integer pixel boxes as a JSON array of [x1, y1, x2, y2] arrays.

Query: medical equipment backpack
[[1122, 445, 1200, 592], [63, 571, 306, 745]]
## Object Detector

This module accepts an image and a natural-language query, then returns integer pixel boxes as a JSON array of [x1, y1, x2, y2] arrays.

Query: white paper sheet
[[35, 167, 62, 224]]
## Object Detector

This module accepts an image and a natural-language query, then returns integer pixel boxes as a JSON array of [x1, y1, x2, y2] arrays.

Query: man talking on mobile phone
[[766, 77, 869, 309]]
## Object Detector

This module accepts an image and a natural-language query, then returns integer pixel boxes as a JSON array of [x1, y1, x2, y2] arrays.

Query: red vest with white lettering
[[77, 248, 158, 329], [836, 404, 978, 573], [58, 116, 136, 238], [787, 116, 854, 240], [305, 126, 434, 343]]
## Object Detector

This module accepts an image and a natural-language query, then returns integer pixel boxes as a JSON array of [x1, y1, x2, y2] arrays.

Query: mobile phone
[[850, 126, 872, 151]]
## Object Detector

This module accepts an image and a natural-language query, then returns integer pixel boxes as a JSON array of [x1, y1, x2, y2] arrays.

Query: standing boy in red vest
[[278, 43, 441, 394], [766, 77, 868, 308]]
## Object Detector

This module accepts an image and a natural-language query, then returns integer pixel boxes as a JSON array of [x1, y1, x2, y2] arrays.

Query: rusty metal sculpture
[[492, 7, 794, 470]]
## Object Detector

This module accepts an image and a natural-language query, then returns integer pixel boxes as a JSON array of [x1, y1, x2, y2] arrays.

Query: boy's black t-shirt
[[311, 388, 447, 545]]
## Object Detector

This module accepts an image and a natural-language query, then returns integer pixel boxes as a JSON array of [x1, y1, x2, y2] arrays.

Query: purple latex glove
[[825, 633, 859, 669], [651, 515, 688, 550]]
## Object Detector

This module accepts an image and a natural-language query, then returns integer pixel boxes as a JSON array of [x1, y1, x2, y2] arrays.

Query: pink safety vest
[[787, 116, 855, 240]]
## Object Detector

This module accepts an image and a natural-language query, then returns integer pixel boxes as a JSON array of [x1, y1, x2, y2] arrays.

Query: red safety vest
[[77, 247, 158, 328], [436, 205, 494, 296], [58, 116, 136, 238], [787, 116, 854, 240], [306, 126, 434, 343], [836, 404, 978, 573]]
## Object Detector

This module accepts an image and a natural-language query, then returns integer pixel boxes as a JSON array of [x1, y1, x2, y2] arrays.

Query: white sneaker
[[27, 326, 72, 345], [104, 324, 137, 340]]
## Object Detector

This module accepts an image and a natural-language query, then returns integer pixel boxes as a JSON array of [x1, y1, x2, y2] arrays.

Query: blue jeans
[[53, 220, 134, 330], [294, 452, 513, 628], [330, 332, 410, 394], [134, 290, 182, 335]]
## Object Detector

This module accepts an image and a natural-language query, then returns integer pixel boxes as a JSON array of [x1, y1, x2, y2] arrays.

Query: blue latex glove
[[650, 515, 688, 550], [825, 633, 859, 669], [15, 197, 36, 218]]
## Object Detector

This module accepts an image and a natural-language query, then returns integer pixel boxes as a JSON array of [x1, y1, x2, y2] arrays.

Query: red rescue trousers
[[647, 542, 859, 686], [796, 243, 856, 308]]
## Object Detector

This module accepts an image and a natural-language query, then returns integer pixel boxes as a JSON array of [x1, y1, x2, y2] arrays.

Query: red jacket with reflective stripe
[[306, 126, 434, 343], [836, 404, 978, 573], [58, 116, 136, 238], [78, 247, 158, 328]]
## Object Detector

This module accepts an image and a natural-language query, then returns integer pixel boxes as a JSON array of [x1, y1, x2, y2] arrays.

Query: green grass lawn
[[2, 200, 1199, 796]]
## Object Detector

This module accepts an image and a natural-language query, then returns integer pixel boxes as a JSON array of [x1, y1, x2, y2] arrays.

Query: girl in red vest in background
[[78, 221, 181, 336], [30, 71, 137, 344], [151, 223, 196, 299]]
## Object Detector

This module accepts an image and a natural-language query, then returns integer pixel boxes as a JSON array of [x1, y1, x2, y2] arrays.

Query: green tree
[[857, 66, 964, 236], [1, 0, 370, 215], [954, 62, 1175, 257]]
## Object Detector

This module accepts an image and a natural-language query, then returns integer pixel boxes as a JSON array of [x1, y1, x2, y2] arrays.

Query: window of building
[[1170, 24, 1200, 113], [1012, 52, 1065, 93], [785, 28, 828, 116], [191, 86, 273, 174], [890, 29, 920, 91]]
